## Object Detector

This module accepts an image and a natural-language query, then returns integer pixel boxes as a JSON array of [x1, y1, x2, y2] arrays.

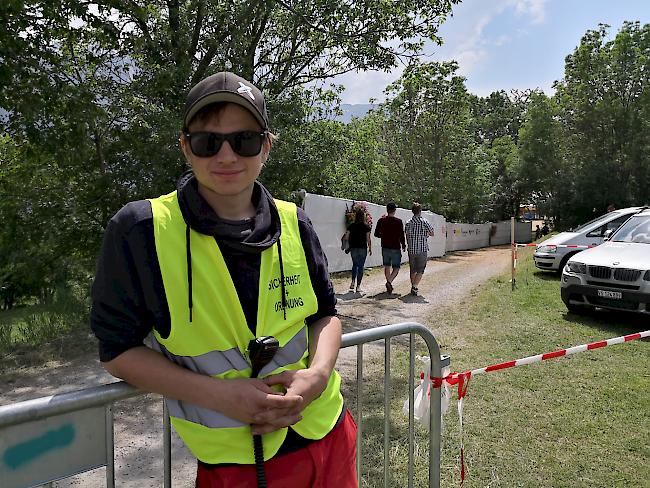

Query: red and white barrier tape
[[423, 330, 650, 485], [444, 330, 649, 384], [514, 243, 597, 249]]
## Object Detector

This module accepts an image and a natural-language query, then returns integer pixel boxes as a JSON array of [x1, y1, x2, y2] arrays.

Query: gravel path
[[1, 246, 510, 487], [333, 246, 510, 375]]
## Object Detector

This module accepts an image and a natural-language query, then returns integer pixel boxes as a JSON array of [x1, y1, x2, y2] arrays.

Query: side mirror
[[603, 229, 614, 241]]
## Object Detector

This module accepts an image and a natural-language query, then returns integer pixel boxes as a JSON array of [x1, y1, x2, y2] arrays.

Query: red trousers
[[195, 410, 357, 487]]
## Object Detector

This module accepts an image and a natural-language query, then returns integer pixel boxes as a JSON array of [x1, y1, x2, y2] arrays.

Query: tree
[[554, 22, 650, 225], [469, 90, 529, 146], [486, 135, 522, 221], [518, 91, 570, 225], [0, 135, 89, 308], [0, 0, 460, 305], [323, 112, 389, 203], [379, 60, 486, 220]]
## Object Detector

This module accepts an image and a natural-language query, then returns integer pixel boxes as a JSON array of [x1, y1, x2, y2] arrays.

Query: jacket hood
[[176, 170, 281, 253], [174, 170, 288, 322]]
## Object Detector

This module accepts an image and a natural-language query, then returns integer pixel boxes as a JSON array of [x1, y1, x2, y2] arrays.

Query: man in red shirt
[[374, 202, 406, 293]]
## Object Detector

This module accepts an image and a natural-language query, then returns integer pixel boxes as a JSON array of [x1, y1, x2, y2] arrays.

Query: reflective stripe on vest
[[149, 192, 343, 464], [153, 327, 308, 428]]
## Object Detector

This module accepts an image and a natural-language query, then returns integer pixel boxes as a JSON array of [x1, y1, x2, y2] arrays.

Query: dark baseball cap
[[183, 72, 269, 130]]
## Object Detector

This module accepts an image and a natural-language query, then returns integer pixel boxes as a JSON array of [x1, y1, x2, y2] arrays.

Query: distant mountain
[[336, 103, 376, 123]]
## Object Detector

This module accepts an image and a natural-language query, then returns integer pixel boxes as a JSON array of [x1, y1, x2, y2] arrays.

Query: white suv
[[560, 208, 650, 315], [534, 207, 643, 273]]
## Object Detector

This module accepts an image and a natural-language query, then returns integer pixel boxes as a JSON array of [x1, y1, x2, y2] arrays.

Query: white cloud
[[454, 48, 488, 77], [443, 11, 496, 76], [334, 68, 405, 104], [456, 12, 493, 52], [493, 34, 512, 47], [337, 0, 548, 103], [510, 0, 547, 24]]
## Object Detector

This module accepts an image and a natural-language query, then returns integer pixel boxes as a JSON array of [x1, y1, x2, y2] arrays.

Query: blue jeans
[[349, 248, 368, 285]]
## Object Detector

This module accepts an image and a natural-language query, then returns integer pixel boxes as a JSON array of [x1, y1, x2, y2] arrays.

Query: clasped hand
[[256, 367, 328, 434], [213, 368, 328, 435]]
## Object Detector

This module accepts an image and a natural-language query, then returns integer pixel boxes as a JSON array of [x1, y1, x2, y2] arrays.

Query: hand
[[208, 378, 304, 435], [368, 248, 372, 255], [264, 368, 329, 413]]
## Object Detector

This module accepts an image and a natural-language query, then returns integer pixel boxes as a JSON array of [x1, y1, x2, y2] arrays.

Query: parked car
[[533, 207, 643, 273], [560, 208, 650, 315]]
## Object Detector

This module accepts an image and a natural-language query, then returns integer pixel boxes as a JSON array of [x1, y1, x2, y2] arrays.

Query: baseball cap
[[182, 72, 269, 130]]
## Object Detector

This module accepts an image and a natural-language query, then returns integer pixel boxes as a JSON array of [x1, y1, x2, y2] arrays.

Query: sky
[[335, 0, 650, 104]]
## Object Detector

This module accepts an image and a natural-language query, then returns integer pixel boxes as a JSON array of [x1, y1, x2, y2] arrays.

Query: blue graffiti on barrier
[[3, 423, 75, 470]]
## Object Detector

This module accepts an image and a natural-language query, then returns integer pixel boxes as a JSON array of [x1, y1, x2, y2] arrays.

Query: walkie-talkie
[[248, 336, 279, 488], [249, 336, 279, 379]]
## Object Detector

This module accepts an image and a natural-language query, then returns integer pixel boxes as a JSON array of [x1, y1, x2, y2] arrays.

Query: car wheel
[[556, 253, 576, 275]]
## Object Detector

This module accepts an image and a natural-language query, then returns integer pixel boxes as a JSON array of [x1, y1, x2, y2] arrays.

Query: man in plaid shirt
[[404, 203, 434, 296]]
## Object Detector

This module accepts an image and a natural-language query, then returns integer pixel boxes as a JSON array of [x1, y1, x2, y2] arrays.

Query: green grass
[[0, 293, 95, 376], [344, 247, 649, 488]]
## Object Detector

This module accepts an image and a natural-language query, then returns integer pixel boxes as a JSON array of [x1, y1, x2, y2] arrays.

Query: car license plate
[[597, 290, 622, 299]]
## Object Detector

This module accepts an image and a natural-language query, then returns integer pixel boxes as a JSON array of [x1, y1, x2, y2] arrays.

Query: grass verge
[[343, 247, 649, 488], [0, 296, 95, 379]]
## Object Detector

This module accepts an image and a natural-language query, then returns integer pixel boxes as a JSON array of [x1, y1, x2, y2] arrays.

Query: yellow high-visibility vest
[[149, 191, 343, 464]]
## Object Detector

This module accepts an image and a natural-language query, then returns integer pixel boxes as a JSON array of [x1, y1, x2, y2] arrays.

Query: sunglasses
[[183, 130, 267, 158]]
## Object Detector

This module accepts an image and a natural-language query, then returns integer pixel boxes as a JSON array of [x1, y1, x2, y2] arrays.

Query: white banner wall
[[303, 193, 446, 273], [490, 221, 533, 246], [445, 223, 491, 251], [490, 221, 511, 246], [303, 193, 532, 273]]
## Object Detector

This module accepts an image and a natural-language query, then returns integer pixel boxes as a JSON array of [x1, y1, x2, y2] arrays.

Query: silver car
[[561, 208, 650, 315], [534, 207, 642, 273]]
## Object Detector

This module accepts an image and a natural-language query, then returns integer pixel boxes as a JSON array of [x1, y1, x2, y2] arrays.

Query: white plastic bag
[[440, 363, 451, 433], [340, 234, 350, 253], [403, 356, 451, 431]]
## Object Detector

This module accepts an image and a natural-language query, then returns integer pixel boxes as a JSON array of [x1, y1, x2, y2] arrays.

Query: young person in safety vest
[[90, 71, 357, 487]]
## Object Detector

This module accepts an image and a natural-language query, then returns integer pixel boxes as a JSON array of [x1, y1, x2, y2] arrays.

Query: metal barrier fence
[[342, 322, 447, 488], [0, 322, 446, 488]]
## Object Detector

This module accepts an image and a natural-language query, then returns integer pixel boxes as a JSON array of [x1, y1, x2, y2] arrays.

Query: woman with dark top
[[344, 209, 372, 293]]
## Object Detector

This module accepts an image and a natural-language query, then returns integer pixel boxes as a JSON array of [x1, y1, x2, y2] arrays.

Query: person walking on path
[[90, 71, 356, 487], [344, 208, 372, 294], [404, 203, 434, 296], [374, 202, 406, 294]]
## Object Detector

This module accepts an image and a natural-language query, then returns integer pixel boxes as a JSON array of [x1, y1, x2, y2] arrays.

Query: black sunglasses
[[183, 130, 267, 158]]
